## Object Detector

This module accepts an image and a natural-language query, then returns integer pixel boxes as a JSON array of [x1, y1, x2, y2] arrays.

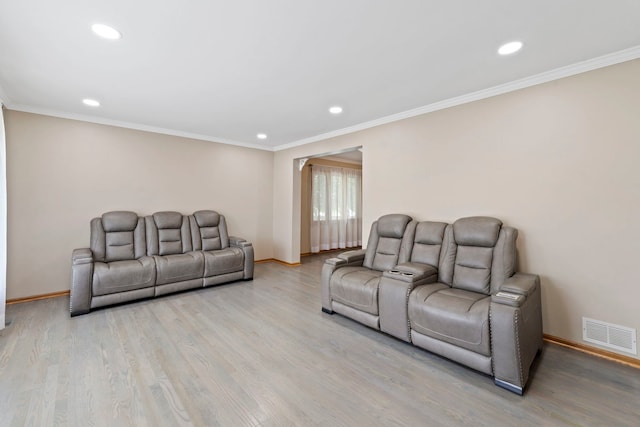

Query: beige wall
[[5, 111, 274, 299], [273, 59, 640, 358], [300, 158, 362, 254], [5, 58, 640, 356]]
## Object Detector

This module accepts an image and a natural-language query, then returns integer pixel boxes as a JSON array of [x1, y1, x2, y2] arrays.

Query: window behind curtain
[[310, 165, 362, 253]]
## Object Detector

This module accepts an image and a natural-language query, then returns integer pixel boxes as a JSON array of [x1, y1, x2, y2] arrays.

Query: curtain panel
[[310, 165, 362, 253]]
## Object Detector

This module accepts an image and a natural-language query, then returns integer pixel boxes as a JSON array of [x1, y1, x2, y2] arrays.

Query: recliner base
[[321, 307, 334, 314], [494, 378, 523, 395]]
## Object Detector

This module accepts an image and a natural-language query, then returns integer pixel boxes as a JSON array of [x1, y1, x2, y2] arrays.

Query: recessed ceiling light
[[91, 23, 122, 40], [82, 98, 100, 107], [498, 41, 523, 56], [329, 106, 343, 114], [257, 133, 267, 140]]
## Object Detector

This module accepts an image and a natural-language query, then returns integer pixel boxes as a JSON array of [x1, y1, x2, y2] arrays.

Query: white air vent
[[583, 317, 637, 355]]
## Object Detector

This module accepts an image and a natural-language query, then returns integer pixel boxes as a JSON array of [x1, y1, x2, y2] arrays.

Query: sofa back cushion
[[440, 216, 517, 295], [91, 211, 146, 262], [410, 221, 448, 268], [190, 210, 229, 251], [450, 217, 501, 294], [363, 214, 414, 271], [145, 211, 193, 256]]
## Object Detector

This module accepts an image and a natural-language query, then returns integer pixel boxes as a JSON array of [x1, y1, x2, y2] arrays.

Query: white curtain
[[310, 165, 362, 253], [0, 105, 6, 330]]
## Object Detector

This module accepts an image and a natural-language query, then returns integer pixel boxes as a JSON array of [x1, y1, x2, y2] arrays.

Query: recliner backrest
[[438, 216, 517, 295], [90, 211, 146, 262], [409, 221, 448, 268], [363, 214, 414, 271], [145, 211, 193, 256], [189, 210, 230, 251]]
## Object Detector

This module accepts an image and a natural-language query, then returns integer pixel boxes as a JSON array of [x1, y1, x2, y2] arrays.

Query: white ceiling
[[1, 1, 640, 151]]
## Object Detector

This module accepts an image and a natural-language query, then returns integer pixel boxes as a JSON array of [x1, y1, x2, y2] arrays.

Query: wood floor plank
[[1, 254, 639, 426]]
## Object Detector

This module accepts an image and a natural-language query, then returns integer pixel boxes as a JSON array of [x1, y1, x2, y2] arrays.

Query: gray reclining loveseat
[[70, 210, 253, 316], [321, 214, 542, 394]]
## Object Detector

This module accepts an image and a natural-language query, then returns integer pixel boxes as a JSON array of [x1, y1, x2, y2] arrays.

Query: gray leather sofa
[[321, 214, 542, 395], [70, 210, 253, 316]]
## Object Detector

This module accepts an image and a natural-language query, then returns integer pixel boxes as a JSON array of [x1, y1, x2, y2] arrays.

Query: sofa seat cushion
[[203, 247, 244, 277], [408, 284, 491, 356], [154, 252, 204, 285], [330, 267, 383, 315], [92, 257, 156, 296]]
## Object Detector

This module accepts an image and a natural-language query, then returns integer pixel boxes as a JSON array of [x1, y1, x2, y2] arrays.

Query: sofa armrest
[[492, 273, 539, 307], [70, 248, 94, 316], [325, 257, 347, 267], [322, 249, 366, 313], [229, 236, 254, 279], [490, 273, 543, 394], [384, 262, 438, 284], [229, 236, 252, 248], [337, 249, 366, 264], [72, 248, 93, 265]]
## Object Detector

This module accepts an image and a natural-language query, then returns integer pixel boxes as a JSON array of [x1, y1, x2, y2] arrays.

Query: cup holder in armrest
[[389, 270, 401, 274], [401, 272, 414, 277]]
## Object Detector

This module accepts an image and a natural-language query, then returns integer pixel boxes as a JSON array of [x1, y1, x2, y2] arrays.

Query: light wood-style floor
[[1, 254, 639, 426]]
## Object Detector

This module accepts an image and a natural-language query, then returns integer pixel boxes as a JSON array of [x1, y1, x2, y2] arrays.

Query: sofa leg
[[494, 378, 523, 395], [70, 309, 90, 317], [321, 307, 334, 315]]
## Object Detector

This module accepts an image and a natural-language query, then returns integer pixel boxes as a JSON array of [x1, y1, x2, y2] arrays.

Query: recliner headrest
[[102, 211, 139, 232], [453, 216, 502, 247], [376, 214, 412, 238], [414, 221, 447, 245], [193, 210, 220, 227], [152, 211, 183, 229]]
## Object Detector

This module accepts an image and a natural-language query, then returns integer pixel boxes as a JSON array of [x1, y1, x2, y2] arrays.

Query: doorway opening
[[298, 147, 362, 256]]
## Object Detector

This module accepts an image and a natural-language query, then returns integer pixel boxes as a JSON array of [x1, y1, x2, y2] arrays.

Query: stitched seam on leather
[[416, 325, 486, 348], [514, 310, 524, 385], [406, 284, 415, 340], [489, 306, 495, 375], [377, 250, 396, 256], [457, 262, 488, 270]]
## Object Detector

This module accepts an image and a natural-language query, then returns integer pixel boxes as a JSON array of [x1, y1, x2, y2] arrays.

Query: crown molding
[[4, 45, 639, 153], [274, 45, 640, 151], [4, 104, 275, 151]]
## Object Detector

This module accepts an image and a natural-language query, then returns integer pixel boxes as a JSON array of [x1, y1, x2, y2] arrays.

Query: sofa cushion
[[330, 267, 383, 315], [453, 216, 502, 248], [377, 214, 412, 238], [363, 214, 414, 271], [190, 210, 230, 251], [452, 245, 494, 294], [91, 211, 146, 262], [102, 211, 139, 232], [449, 217, 504, 294], [193, 210, 220, 227], [153, 211, 183, 229], [410, 221, 447, 267], [104, 231, 135, 262], [146, 211, 193, 256], [203, 247, 244, 277], [154, 252, 204, 285], [92, 257, 156, 296], [158, 228, 183, 255], [409, 285, 491, 356]]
